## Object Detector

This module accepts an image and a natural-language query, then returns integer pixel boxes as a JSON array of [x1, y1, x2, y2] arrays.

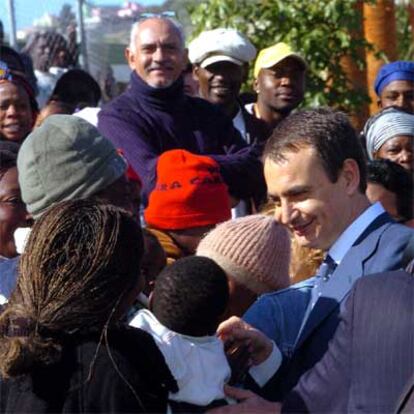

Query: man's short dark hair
[[151, 256, 229, 336], [264, 108, 367, 193], [367, 159, 413, 222]]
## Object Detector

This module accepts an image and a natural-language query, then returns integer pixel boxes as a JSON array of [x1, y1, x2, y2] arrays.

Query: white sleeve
[[248, 341, 282, 387]]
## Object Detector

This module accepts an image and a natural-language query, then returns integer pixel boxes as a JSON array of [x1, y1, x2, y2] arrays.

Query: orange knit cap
[[144, 149, 231, 230]]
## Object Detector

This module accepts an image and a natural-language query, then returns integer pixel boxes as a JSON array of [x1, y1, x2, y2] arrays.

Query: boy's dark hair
[[264, 108, 367, 193], [151, 256, 229, 336], [367, 159, 413, 222]]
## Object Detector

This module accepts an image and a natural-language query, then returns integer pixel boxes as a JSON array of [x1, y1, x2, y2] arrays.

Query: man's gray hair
[[129, 17, 186, 53]]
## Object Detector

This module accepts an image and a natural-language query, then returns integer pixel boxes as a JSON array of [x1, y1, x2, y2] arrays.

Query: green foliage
[[396, 3, 413, 60], [187, 0, 371, 113]]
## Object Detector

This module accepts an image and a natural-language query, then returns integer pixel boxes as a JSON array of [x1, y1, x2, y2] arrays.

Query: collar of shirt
[[232, 106, 247, 142], [328, 202, 385, 265], [244, 102, 254, 115]]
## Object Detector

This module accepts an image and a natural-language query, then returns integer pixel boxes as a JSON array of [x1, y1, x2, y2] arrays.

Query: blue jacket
[[244, 277, 315, 358], [244, 213, 414, 400]]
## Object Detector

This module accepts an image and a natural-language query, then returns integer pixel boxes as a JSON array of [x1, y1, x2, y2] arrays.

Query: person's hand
[[217, 316, 273, 365], [207, 385, 281, 413]]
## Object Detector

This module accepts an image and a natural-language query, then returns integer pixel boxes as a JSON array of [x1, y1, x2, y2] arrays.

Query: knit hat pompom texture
[[197, 214, 291, 294], [17, 114, 127, 218], [144, 149, 231, 230]]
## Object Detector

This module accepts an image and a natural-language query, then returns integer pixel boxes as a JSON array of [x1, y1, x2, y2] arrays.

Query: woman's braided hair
[[0, 199, 144, 378]]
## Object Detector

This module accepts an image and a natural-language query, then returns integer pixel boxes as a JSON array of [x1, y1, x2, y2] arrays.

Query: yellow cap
[[253, 42, 306, 78]]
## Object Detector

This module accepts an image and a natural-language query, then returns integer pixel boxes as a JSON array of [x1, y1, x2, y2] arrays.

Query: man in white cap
[[247, 42, 306, 133], [189, 28, 268, 145]]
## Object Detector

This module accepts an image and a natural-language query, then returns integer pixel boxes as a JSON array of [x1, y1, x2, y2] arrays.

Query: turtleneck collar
[[129, 71, 185, 110]]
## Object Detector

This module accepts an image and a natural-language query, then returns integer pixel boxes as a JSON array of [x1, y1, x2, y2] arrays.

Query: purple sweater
[[98, 72, 264, 205]]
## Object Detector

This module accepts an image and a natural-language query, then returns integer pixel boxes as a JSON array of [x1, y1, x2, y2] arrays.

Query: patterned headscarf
[[364, 107, 414, 159]]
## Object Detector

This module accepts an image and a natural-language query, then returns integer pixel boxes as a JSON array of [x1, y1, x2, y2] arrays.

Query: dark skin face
[[374, 135, 413, 173], [0, 82, 33, 143], [169, 225, 214, 256], [0, 167, 30, 258], [220, 276, 257, 321], [254, 57, 305, 125], [378, 80, 414, 114], [194, 61, 245, 118]]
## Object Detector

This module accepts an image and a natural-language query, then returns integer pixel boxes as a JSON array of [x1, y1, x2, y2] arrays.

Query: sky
[[1, 0, 164, 34]]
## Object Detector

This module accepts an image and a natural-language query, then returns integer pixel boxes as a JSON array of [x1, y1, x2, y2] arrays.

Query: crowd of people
[[0, 14, 414, 413]]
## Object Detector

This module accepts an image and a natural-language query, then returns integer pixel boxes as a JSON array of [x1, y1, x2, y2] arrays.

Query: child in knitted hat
[[197, 214, 291, 318], [130, 256, 232, 411], [144, 149, 231, 264]]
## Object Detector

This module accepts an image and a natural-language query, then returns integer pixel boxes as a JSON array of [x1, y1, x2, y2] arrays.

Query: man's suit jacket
[[281, 270, 414, 413], [396, 376, 414, 413], [251, 212, 414, 400]]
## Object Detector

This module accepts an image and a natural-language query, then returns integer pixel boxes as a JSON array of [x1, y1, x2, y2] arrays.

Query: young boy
[[129, 256, 231, 412]]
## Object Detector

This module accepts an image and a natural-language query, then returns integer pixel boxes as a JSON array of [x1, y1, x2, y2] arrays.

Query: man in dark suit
[[243, 108, 413, 399], [210, 267, 414, 413]]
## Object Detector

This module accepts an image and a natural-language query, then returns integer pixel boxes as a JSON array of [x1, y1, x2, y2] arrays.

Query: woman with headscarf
[[0, 61, 38, 143], [364, 107, 414, 173], [0, 199, 177, 412]]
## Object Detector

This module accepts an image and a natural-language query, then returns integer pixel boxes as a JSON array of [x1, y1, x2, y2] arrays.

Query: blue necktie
[[310, 254, 337, 308]]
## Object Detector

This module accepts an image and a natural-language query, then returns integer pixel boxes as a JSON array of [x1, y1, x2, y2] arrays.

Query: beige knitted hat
[[196, 214, 291, 294]]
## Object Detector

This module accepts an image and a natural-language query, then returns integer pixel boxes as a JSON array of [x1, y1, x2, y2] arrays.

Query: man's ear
[[183, 47, 189, 62], [341, 158, 361, 195], [125, 47, 135, 70], [193, 64, 200, 80], [253, 77, 260, 94]]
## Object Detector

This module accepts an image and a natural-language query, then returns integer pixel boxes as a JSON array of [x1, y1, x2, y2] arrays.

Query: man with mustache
[[246, 42, 306, 134], [98, 17, 264, 207]]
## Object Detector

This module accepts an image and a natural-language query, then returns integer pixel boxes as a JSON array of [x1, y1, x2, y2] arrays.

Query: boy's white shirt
[[130, 309, 231, 406]]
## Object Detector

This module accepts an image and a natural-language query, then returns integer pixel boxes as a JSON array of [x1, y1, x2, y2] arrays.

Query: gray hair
[[128, 17, 186, 53]]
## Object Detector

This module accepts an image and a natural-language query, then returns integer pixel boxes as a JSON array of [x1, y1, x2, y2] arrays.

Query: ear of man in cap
[[17, 115, 128, 219]]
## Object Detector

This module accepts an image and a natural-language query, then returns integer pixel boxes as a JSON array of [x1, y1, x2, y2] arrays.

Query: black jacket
[[0, 326, 177, 413]]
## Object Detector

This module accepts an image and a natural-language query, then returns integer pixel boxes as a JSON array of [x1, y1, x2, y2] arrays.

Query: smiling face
[[0, 167, 30, 257], [194, 61, 244, 109], [0, 82, 33, 143], [378, 80, 414, 114], [264, 146, 356, 251], [126, 18, 187, 89], [374, 135, 413, 172], [255, 57, 305, 115]]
